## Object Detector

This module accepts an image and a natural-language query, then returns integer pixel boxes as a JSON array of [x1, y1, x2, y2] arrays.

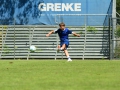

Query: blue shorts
[[60, 40, 69, 49]]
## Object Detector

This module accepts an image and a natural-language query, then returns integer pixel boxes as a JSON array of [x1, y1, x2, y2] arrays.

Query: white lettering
[[67, 3, 74, 11], [62, 3, 74, 11], [62, 3, 67, 11], [38, 3, 46, 11], [55, 3, 61, 11], [38, 3, 82, 11], [75, 3, 81, 11], [47, 3, 54, 11]]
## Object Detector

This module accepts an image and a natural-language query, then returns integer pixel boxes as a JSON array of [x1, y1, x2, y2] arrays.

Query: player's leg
[[64, 49, 69, 57], [60, 44, 66, 50], [59, 41, 72, 61], [64, 49, 72, 61], [60, 44, 72, 61], [59, 41, 66, 51]]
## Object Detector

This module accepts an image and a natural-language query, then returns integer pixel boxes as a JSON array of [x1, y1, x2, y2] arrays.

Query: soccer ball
[[30, 45, 36, 52]]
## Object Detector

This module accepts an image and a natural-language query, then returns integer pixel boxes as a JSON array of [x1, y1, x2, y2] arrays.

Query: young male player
[[46, 22, 80, 61]]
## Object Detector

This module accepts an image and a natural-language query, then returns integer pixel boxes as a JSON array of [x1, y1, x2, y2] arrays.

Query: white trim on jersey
[[54, 29, 58, 33]]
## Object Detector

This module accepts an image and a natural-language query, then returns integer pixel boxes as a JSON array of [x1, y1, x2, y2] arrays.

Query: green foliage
[[79, 31, 83, 35], [114, 26, 120, 58], [78, 31, 85, 37], [117, 0, 120, 17], [115, 26, 120, 38], [0, 25, 8, 29], [3, 45, 11, 54], [114, 46, 120, 58], [87, 26, 97, 33]]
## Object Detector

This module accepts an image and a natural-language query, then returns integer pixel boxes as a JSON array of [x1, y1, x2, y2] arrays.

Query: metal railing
[[0, 15, 111, 60]]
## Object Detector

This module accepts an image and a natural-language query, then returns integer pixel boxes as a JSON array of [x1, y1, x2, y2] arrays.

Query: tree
[[116, 0, 120, 17]]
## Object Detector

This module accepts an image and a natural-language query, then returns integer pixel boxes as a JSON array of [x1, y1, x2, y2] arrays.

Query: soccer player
[[46, 22, 80, 61]]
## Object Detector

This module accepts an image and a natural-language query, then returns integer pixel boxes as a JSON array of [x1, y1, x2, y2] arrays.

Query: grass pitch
[[0, 60, 120, 90]]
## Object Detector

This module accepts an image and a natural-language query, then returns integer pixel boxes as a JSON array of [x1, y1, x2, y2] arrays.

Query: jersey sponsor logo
[[38, 3, 81, 11]]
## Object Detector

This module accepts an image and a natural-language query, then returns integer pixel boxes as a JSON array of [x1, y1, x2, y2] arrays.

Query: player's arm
[[46, 30, 54, 37], [68, 29, 80, 37], [72, 32, 80, 37]]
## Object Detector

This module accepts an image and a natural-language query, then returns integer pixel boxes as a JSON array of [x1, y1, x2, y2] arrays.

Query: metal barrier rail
[[0, 25, 109, 60]]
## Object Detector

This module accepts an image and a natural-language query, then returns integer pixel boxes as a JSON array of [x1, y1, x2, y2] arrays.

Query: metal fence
[[0, 15, 111, 60]]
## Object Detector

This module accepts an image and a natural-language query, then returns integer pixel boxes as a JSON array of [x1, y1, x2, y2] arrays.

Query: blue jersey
[[54, 28, 72, 41]]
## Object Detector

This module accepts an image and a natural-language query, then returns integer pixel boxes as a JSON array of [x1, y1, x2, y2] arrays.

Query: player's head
[[59, 22, 65, 30]]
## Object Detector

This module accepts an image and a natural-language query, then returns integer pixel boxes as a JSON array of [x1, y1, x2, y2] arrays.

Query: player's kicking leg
[[60, 44, 72, 62], [64, 49, 72, 61]]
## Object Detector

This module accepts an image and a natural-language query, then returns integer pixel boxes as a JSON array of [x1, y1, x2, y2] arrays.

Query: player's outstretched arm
[[72, 32, 80, 37], [46, 30, 54, 37]]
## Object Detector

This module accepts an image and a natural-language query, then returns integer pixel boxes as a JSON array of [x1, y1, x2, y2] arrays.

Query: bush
[[115, 26, 120, 38], [114, 26, 120, 58], [87, 26, 97, 33]]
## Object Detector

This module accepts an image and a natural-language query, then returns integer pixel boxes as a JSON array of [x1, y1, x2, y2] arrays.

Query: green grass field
[[0, 60, 120, 90]]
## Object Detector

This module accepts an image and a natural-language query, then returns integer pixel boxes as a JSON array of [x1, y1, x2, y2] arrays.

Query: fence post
[[112, 0, 116, 58], [14, 19, 15, 60], [55, 28, 59, 60], [55, 15, 59, 60], [109, 17, 112, 60], [83, 15, 87, 60], [1, 26, 3, 59], [27, 27, 31, 60], [27, 27, 35, 60]]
